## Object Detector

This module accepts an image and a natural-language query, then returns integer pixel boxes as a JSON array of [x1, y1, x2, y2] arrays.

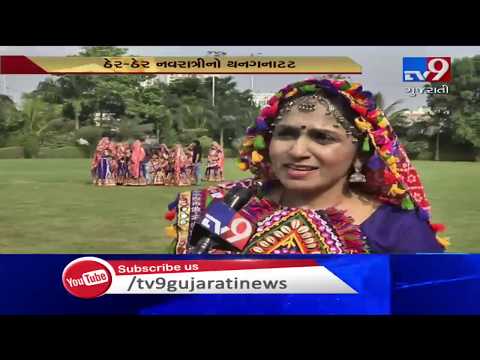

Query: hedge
[[38, 146, 88, 159], [0, 146, 24, 159]]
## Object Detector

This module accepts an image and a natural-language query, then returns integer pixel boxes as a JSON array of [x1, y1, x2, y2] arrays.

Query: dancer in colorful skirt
[[204, 142, 223, 182], [91, 137, 110, 184], [116, 143, 130, 185], [91, 137, 117, 186], [127, 140, 146, 186], [191, 140, 202, 186], [171, 144, 191, 186]]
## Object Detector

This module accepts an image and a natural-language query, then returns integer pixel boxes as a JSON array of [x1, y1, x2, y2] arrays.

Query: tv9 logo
[[403, 57, 452, 82], [199, 201, 254, 250]]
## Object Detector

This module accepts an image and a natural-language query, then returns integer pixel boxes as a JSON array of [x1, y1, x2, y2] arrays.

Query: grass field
[[0, 159, 478, 253]]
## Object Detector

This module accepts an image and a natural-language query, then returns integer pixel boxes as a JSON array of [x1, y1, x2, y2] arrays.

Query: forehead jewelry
[[278, 92, 361, 143]]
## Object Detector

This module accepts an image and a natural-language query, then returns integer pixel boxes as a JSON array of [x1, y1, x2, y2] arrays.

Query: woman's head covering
[[238, 78, 433, 220]]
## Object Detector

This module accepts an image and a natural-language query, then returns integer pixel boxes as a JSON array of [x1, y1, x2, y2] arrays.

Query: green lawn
[[0, 159, 478, 253]]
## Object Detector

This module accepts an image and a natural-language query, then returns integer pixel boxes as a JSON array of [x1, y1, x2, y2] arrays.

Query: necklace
[[278, 190, 348, 212]]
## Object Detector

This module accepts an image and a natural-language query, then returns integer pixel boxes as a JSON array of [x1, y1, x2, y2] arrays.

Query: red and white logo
[[62, 257, 113, 299], [426, 57, 451, 82]]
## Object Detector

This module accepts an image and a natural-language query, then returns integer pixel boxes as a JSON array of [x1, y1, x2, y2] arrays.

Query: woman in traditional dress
[[204, 142, 222, 182], [116, 143, 130, 185], [127, 140, 146, 186], [165, 78, 449, 254], [171, 144, 191, 186], [91, 137, 116, 186], [185, 144, 195, 184], [216, 142, 225, 181], [90, 137, 110, 185], [156, 144, 171, 186]]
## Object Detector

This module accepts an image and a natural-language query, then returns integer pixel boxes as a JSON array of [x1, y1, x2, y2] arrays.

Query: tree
[[78, 46, 129, 57], [30, 46, 153, 131], [427, 55, 480, 159], [21, 96, 62, 138], [0, 95, 24, 146], [201, 76, 257, 148]]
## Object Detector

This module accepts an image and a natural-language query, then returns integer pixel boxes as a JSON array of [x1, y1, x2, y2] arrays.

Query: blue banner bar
[[1, 254, 479, 315]]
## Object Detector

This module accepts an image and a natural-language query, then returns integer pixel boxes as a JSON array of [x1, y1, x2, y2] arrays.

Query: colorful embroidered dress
[[168, 179, 443, 254]]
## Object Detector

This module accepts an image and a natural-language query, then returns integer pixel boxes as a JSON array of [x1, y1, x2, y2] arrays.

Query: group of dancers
[[90, 137, 225, 187]]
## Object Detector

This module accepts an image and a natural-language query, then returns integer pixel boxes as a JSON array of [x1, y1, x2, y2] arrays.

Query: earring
[[349, 161, 366, 183]]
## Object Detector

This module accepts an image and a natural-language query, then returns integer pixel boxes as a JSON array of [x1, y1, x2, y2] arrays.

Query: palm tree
[[374, 93, 410, 123], [374, 93, 413, 139], [21, 96, 62, 137]]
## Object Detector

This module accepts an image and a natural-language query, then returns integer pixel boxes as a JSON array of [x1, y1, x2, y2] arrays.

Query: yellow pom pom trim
[[390, 168, 400, 178], [386, 156, 398, 165], [165, 225, 177, 239], [377, 117, 389, 128], [436, 236, 451, 248], [285, 88, 298, 98], [388, 184, 406, 196], [243, 138, 254, 147], [238, 162, 248, 171], [354, 118, 373, 131], [389, 163, 398, 174], [251, 151, 264, 164]]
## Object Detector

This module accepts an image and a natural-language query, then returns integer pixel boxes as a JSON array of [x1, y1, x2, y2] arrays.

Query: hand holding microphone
[[189, 182, 262, 254]]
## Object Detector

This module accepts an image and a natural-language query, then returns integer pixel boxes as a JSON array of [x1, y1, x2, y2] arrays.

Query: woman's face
[[269, 102, 359, 193]]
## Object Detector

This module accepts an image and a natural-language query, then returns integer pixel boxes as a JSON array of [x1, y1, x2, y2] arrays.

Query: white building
[[403, 106, 432, 125], [93, 112, 119, 127], [252, 92, 275, 107]]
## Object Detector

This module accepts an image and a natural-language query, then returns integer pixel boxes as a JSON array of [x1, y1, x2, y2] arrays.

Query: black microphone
[[190, 183, 261, 254]]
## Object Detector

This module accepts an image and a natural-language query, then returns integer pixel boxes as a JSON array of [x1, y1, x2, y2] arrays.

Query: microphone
[[190, 182, 261, 254]]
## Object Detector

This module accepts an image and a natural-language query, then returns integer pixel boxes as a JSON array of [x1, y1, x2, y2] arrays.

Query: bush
[[416, 151, 434, 160], [23, 135, 40, 158], [74, 126, 104, 156], [38, 146, 88, 159], [159, 127, 178, 147], [5, 133, 27, 147], [44, 118, 75, 132], [436, 137, 476, 161], [177, 128, 209, 146], [403, 140, 430, 160], [0, 146, 24, 159], [40, 131, 76, 148], [115, 125, 146, 142]]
